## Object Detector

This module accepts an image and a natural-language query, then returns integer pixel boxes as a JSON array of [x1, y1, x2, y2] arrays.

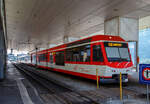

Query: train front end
[[101, 42, 133, 83]]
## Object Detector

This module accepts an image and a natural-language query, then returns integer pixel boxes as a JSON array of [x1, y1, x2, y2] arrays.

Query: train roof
[[31, 35, 125, 54]]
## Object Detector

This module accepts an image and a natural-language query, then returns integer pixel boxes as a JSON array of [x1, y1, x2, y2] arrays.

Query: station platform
[[0, 63, 43, 104], [0, 63, 149, 104]]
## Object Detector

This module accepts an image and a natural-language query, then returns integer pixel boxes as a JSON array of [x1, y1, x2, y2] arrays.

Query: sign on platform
[[139, 64, 150, 84], [139, 64, 150, 104]]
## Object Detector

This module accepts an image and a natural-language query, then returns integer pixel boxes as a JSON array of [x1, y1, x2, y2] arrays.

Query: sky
[[139, 28, 150, 63]]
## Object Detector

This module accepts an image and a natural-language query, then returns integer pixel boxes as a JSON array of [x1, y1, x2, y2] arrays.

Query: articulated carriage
[[30, 35, 133, 83]]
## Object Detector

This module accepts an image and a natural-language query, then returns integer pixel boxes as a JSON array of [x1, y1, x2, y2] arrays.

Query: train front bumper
[[99, 67, 134, 83]]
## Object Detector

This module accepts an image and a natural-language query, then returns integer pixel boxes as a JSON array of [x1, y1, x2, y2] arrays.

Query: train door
[[91, 42, 104, 64], [49, 52, 54, 68], [46, 52, 48, 67], [55, 51, 65, 66], [91, 42, 105, 76]]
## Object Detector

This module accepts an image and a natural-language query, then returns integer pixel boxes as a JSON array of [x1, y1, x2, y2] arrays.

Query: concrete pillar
[[104, 17, 138, 41], [0, 29, 6, 80], [104, 17, 139, 71]]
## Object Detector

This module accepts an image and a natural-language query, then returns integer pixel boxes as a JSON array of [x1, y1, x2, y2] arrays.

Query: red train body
[[30, 35, 133, 82]]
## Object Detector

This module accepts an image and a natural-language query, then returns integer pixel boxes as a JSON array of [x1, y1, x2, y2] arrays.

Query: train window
[[119, 48, 130, 61], [66, 50, 73, 61], [80, 45, 90, 62], [105, 47, 130, 62], [50, 53, 53, 63], [72, 47, 80, 62], [66, 47, 80, 62], [93, 45, 103, 62], [55, 51, 65, 66], [66, 45, 91, 62], [38, 53, 47, 62], [104, 42, 130, 62]]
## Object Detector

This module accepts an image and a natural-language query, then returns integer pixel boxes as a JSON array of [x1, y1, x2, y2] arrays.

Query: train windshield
[[104, 42, 130, 62]]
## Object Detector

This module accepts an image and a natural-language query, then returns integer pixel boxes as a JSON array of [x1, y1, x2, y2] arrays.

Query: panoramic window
[[105, 47, 120, 58], [104, 42, 130, 62], [80, 45, 90, 62], [119, 48, 130, 60], [38, 53, 47, 62], [66, 45, 91, 62]]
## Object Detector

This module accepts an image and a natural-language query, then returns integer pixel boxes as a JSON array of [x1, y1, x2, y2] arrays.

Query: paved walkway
[[0, 63, 43, 104]]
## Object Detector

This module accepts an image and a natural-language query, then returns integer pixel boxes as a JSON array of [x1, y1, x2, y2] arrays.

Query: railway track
[[14, 63, 100, 104], [14, 63, 72, 94], [101, 80, 150, 100], [14, 63, 149, 104], [122, 84, 150, 99]]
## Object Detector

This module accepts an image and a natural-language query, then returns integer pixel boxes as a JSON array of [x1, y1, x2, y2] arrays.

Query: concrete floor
[[36, 67, 141, 91], [1, 63, 148, 104], [0, 63, 43, 104], [0, 63, 24, 104], [36, 69, 98, 91], [32, 66, 148, 104]]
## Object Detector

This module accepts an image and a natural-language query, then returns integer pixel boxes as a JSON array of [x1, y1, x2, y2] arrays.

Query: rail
[[14, 63, 100, 104]]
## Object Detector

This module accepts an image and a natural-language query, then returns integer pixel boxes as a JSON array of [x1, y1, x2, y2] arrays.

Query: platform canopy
[[5, 0, 150, 51]]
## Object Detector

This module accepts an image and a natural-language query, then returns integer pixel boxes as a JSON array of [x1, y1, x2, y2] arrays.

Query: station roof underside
[[5, 0, 150, 51]]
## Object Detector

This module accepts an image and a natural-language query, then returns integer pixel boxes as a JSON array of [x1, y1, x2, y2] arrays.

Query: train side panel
[[29, 35, 133, 82]]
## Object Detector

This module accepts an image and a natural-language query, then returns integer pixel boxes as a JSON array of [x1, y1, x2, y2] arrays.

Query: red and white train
[[30, 35, 133, 83]]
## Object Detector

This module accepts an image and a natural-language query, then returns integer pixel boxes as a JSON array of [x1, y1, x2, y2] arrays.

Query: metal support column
[[0, 0, 7, 80], [135, 41, 139, 72], [35, 47, 38, 67], [147, 84, 149, 104]]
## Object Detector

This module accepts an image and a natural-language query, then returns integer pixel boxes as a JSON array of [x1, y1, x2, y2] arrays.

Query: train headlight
[[106, 68, 112, 72], [112, 70, 116, 72]]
